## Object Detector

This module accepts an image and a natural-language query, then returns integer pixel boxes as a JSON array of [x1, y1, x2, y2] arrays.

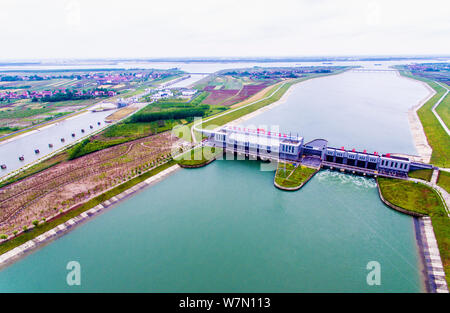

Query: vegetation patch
[[437, 170, 450, 193], [274, 162, 318, 189], [130, 106, 210, 123], [408, 169, 433, 182], [102, 122, 152, 138], [68, 138, 129, 160], [175, 146, 222, 167]]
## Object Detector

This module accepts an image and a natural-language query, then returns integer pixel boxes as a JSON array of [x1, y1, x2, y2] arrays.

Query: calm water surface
[[0, 110, 116, 177], [242, 71, 430, 155], [0, 161, 422, 292], [0, 70, 427, 292]]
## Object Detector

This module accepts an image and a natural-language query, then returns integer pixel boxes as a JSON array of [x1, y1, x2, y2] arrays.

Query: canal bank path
[[433, 82, 450, 136]]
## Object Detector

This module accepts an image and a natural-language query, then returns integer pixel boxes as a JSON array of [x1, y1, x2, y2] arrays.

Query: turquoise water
[[243, 71, 430, 154], [0, 71, 426, 292], [0, 161, 422, 292]]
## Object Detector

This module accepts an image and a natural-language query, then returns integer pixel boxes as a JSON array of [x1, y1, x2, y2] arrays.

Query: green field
[[197, 80, 296, 134], [437, 171, 450, 193], [175, 146, 222, 167], [102, 122, 152, 138], [0, 106, 54, 119], [274, 162, 317, 189], [378, 177, 449, 284], [408, 169, 433, 181]]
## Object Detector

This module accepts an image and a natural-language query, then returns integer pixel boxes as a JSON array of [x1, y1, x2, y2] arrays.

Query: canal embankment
[[0, 163, 180, 267], [415, 217, 449, 293], [274, 162, 319, 191], [399, 70, 450, 168], [377, 177, 449, 292], [176, 146, 222, 168]]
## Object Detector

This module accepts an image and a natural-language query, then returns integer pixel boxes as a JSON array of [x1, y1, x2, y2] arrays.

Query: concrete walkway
[[431, 169, 440, 184], [418, 217, 449, 293]]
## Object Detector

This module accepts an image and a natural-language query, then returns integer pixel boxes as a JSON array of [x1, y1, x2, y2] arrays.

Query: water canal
[[0, 69, 430, 292]]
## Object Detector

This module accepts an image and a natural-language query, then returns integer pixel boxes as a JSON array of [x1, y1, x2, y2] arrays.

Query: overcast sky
[[1, 0, 450, 60]]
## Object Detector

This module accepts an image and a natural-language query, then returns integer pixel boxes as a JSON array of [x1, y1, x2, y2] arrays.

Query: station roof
[[304, 139, 328, 150]]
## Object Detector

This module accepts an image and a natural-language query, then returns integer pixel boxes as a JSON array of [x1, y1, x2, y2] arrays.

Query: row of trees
[[129, 105, 210, 123]]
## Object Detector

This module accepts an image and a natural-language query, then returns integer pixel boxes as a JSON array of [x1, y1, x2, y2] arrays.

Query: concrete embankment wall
[[415, 217, 449, 293], [0, 165, 180, 268]]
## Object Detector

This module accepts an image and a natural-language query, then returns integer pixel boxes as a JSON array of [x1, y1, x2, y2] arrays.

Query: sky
[[1, 0, 450, 60]]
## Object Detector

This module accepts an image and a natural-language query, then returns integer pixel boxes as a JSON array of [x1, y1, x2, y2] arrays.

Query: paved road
[[433, 82, 449, 136]]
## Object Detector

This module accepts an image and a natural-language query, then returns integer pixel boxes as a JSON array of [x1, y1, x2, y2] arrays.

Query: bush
[[0, 234, 7, 239], [32, 220, 39, 227]]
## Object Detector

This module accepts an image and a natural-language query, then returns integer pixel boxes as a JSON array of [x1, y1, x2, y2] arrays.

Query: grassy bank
[[398, 70, 450, 167], [175, 146, 222, 167], [435, 85, 450, 129], [408, 169, 433, 182], [274, 162, 318, 189], [0, 160, 176, 255], [377, 177, 449, 284], [437, 171, 450, 193]]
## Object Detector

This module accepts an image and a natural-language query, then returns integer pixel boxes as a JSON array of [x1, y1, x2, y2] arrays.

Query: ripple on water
[[316, 169, 377, 189]]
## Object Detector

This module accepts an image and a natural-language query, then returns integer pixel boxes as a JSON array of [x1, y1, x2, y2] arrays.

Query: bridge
[[349, 68, 398, 72]]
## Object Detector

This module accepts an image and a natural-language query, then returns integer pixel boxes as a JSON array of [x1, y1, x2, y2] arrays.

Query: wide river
[[0, 69, 431, 292]]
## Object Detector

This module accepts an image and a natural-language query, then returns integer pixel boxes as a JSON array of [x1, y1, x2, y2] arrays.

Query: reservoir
[[0, 161, 422, 292], [241, 71, 430, 155], [0, 70, 428, 292]]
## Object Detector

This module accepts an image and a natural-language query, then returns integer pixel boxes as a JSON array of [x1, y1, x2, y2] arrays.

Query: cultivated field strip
[[0, 132, 177, 234]]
